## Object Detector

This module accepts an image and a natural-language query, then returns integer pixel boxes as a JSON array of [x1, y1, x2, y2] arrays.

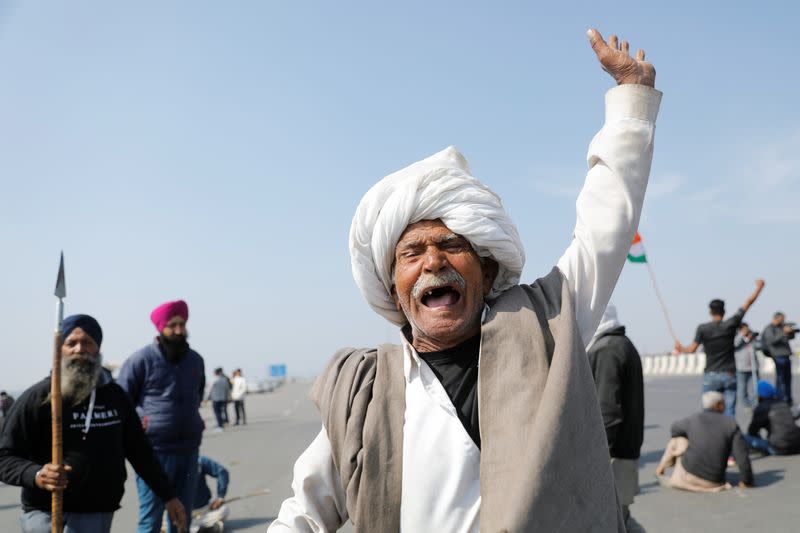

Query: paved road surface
[[1, 376, 798, 532]]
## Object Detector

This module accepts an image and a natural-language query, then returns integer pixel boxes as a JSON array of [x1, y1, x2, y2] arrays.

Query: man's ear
[[481, 258, 499, 297], [391, 285, 403, 312]]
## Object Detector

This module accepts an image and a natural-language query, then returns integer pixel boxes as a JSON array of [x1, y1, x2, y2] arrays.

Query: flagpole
[[51, 253, 66, 533], [644, 260, 678, 343]]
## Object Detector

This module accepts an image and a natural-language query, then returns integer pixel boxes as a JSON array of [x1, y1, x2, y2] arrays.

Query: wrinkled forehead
[[396, 219, 460, 248]]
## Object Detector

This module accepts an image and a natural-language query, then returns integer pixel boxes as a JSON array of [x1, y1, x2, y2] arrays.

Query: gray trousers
[[20, 510, 114, 533]]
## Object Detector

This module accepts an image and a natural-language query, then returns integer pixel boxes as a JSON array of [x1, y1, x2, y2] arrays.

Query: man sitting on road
[[745, 381, 800, 455], [190, 455, 231, 533], [655, 391, 753, 492]]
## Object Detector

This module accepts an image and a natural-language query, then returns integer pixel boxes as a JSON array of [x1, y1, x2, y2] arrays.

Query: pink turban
[[150, 300, 189, 331]]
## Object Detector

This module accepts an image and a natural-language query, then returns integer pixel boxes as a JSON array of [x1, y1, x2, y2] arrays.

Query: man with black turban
[[0, 314, 187, 533]]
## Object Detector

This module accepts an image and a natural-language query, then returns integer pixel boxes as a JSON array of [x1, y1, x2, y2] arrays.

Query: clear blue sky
[[1, 2, 798, 390]]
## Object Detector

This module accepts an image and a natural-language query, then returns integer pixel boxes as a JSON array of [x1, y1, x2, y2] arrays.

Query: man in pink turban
[[118, 300, 206, 533]]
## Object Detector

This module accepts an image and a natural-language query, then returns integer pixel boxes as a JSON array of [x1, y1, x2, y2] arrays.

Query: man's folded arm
[[556, 84, 662, 346], [269, 426, 348, 532]]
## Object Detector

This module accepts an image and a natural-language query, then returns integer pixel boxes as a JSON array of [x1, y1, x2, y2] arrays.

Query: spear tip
[[54, 252, 66, 298]]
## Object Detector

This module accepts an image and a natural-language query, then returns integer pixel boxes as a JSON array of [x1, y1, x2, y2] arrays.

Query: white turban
[[349, 146, 526, 325]]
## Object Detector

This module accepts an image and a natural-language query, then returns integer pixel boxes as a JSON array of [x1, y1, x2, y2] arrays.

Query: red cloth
[[150, 300, 189, 331]]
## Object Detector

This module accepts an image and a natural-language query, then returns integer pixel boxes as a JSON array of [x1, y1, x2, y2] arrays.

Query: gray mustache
[[411, 270, 466, 300]]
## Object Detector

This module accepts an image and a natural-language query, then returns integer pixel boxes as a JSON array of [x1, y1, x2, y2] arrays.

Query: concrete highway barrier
[[640, 352, 800, 376]]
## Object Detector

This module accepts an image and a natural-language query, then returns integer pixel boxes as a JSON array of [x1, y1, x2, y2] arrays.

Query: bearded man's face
[[60, 327, 102, 405], [391, 219, 498, 352]]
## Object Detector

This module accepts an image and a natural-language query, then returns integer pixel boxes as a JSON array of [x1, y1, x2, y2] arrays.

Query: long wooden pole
[[644, 260, 678, 343], [50, 327, 63, 533], [51, 254, 65, 533]]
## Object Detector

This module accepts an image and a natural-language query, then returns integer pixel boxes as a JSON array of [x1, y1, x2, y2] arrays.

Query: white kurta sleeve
[[556, 84, 662, 347], [268, 426, 349, 532]]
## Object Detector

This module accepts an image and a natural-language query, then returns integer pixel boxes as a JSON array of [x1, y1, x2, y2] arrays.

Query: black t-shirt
[[418, 334, 482, 449], [694, 308, 745, 373]]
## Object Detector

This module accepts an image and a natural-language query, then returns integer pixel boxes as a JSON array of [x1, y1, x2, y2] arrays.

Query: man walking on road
[[231, 369, 247, 426], [208, 368, 231, 432], [0, 314, 187, 533], [675, 280, 765, 417], [118, 300, 206, 533]]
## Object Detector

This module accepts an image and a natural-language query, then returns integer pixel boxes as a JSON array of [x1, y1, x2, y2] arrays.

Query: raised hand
[[587, 28, 655, 88]]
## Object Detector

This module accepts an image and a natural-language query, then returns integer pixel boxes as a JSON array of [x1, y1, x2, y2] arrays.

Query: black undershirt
[[418, 333, 482, 449]]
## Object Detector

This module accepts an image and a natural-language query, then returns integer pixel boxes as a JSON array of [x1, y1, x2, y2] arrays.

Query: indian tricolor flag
[[627, 232, 647, 263]]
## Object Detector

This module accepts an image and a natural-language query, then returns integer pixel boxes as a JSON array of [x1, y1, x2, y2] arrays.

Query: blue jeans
[[773, 356, 793, 404], [212, 401, 227, 428], [737, 370, 758, 408], [742, 434, 775, 455], [20, 510, 113, 533], [136, 450, 199, 533], [703, 371, 737, 418]]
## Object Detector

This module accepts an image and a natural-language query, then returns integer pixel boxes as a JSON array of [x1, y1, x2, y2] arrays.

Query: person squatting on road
[[745, 381, 800, 455], [655, 391, 753, 492], [190, 455, 231, 533], [0, 314, 187, 533], [118, 300, 206, 533], [270, 28, 662, 533]]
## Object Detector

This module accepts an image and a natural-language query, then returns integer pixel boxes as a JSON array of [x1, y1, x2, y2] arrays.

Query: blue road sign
[[270, 364, 287, 378]]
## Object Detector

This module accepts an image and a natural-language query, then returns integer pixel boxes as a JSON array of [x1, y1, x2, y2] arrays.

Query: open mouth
[[421, 286, 462, 308]]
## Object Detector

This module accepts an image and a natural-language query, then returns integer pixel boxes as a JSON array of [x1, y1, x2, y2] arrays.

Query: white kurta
[[269, 83, 662, 533]]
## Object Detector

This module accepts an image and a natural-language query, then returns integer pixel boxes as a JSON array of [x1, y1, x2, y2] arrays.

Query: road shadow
[[0, 502, 20, 511], [227, 516, 276, 530], [638, 448, 665, 466], [727, 468, 785, 488], [638, 479, 661, 494], [627, 515, 647, 532]]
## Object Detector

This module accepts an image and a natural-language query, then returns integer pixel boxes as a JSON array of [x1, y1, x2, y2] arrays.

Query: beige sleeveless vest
[[311, 267, 624, 532]]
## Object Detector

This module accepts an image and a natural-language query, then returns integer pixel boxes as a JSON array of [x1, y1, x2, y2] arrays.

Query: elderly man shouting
[[271, 28, 662, 533]]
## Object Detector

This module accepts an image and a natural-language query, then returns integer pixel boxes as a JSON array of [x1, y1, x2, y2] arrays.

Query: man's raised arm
[[557, 29, 662, 346], [741, 279, 765, 313]]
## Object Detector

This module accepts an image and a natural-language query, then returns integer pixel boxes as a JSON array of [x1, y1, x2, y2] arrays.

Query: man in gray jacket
[[762, 312, 797, 404], [208, 368, 231, 432]]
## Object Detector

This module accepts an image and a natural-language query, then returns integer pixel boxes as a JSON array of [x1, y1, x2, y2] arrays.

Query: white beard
[[61, 352, 102, 406]]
